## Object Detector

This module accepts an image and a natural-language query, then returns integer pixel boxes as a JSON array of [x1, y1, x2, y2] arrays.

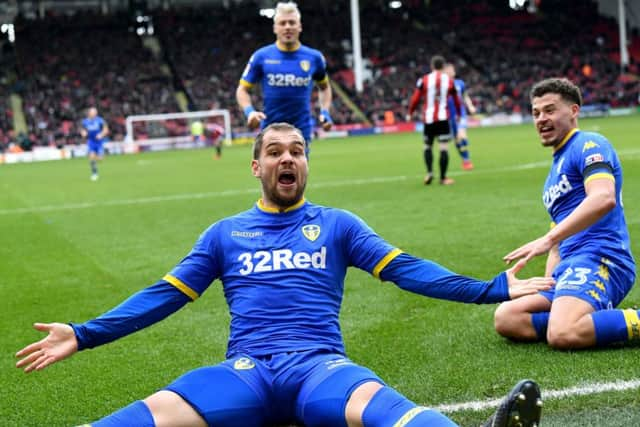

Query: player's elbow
[[603, 193, 616, 211], [594, 191, 616, 215]]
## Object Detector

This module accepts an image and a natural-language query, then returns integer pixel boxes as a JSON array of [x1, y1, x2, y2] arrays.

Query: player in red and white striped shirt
[[407, 55, 461, 185]]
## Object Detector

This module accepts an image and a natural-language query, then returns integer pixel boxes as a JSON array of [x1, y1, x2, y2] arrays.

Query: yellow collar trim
[[257, 197, 305, 213], [553, 128, 579, 153], [276, 40, 300, 52]]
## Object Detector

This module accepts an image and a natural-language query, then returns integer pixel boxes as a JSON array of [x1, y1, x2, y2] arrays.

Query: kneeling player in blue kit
[[17, 123, 550, 427], [495, 78, 637, 350]]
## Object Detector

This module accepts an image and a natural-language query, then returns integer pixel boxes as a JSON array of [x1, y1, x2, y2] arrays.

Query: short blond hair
[[274, 2, 301, 21]]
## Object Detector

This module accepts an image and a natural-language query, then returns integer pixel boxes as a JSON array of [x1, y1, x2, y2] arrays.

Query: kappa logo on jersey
[[232, 230, 264, 238], [302, 224, 320, 241], [582, 141, 599, 152], [266, 73, 312, 87], [233, 357, 255, 370], [238, 247, 327, 275], [300, 60, 310, 72], [543, 174, 573, 209], [585, 153, 604, 166]]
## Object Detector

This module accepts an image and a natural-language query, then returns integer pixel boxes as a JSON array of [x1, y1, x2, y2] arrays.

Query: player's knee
[[144, 390, 207, 427], [494, 302, 518, 337], [546, 327, 578, 349], [546, 323, 591, 349]]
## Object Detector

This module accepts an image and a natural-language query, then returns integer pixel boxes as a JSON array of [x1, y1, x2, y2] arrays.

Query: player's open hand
[[16, 322, 78, 373], [503, 234, 554, 265], [505, 259, 554, 299], [246, 111, 266, 130]]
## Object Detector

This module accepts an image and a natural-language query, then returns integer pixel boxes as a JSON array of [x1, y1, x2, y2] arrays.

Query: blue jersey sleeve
[[165, 223, 221, 298], [578, 134, 616, 182], [379, 253, 509, 303], [240, 52, 263, 87], [312, 51, 328, 83], [339, 210, 402, 277], [71, 280, 191, 350]]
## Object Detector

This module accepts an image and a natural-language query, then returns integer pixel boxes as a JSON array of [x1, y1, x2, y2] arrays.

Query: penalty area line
[[433, 378, 640, 413]]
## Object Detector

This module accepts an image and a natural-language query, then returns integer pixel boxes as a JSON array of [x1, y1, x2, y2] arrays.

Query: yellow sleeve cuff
[[163, 274, 199, 301], [372, 248, 403, 279]]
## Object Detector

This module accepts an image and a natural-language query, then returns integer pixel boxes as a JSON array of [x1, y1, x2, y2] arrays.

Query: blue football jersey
[[543, 128, 634, 266], [82, 116, 106, 142], [166, 199, 398, 358], [239, 42, 328, 141], [447, 78, 467, 119]]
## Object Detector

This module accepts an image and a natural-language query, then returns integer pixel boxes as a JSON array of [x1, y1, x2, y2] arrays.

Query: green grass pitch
[[1, 114, 639, 426]]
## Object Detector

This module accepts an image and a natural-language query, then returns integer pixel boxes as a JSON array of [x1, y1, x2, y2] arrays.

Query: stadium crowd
[[0, 0, 638, 150]]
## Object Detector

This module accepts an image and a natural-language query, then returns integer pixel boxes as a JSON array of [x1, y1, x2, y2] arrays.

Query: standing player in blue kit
[[236, 2, 333, 156]]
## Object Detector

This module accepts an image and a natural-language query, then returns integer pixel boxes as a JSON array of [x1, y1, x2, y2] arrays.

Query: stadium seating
[[1, 0, 638, 149]]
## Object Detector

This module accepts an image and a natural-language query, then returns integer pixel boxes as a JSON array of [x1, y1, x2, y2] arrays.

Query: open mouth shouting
[[278, 170, 297, 188]]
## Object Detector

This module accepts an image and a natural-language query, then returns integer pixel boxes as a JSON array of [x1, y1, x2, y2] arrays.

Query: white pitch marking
[[433, 378, 640, 413], [2, 148, 640, 216]]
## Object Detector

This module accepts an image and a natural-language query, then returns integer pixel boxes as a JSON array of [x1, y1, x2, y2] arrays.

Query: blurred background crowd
[[0, 0, 638, 151]]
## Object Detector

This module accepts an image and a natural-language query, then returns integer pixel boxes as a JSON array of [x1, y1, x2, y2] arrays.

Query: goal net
[[124, 109, 232, 150]]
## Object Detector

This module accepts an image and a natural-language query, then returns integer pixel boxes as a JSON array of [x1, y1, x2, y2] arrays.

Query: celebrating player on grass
[[17, 123, 550, 427], [494, 78, 637, 350]]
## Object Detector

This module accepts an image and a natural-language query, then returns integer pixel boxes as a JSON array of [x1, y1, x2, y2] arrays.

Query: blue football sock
[[362, 386, 457, 427], [456, 139, 470, 161], [531, 312, 550, 341], [90, 400, 155, 427], [592, 308, 640, 346]]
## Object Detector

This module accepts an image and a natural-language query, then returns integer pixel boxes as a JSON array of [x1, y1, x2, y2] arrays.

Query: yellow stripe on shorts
[[622, 309, 640, 340]]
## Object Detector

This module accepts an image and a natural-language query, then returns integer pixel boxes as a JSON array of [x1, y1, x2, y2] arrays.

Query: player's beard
[[262, 177, 307, 209]]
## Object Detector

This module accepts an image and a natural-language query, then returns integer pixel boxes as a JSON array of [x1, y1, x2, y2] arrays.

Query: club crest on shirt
[[300, 60, 310, 72], [302, 224, 321, 241], [233, 357, 255, 370]]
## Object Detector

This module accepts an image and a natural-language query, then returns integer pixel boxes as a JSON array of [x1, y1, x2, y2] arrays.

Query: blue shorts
[[448, 117, 467, 139], [539, 253, 635, 311], [164, 350, 382, 427], [88, 141, 104, 156]]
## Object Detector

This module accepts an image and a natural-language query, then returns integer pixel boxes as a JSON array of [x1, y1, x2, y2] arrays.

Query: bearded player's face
[[251, 128, 308, 210]]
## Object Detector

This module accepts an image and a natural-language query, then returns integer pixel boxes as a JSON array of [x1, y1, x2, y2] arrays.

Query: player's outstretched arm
[[505, 258, 555, 299], [380, 253, 553, 304], [16, 322, 78, 373], [505, 178, 615, 266]]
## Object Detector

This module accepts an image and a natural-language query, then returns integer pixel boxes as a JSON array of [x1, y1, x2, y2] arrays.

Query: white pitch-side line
[[0, 162, 542, 216], [433, 378, 640, 413], [3, 148, 640, 216], [0, 175, 412, 215]]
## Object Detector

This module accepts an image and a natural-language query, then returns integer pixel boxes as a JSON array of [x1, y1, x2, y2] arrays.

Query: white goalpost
[[124, 109, 232, 149]]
